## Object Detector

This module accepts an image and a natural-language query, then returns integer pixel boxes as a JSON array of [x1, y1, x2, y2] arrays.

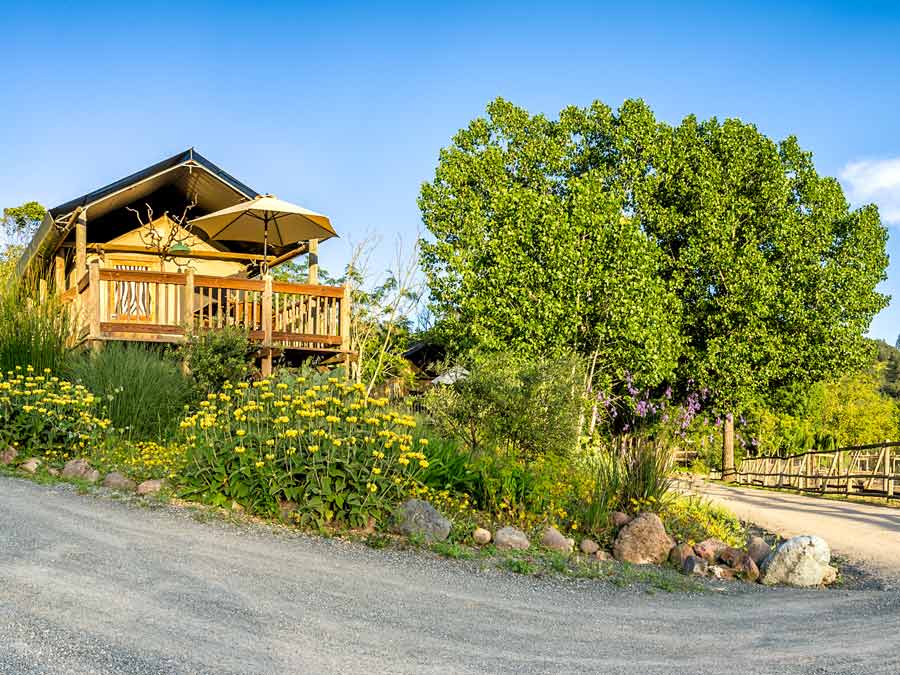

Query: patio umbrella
[[189, 194, 337, 269]]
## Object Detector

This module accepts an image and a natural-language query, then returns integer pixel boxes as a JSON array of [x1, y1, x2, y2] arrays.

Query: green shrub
[[0, 274, 71, 373], [67, 342, 196, 440], [415, 433, 481, 495], [423, 351, 585, 461], [179, 326, 255, 393], [177, 376, 429, 528], [0, 367, 111, 460], [661, 495, 745, 547]]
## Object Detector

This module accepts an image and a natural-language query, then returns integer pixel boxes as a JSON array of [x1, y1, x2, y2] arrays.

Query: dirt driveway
[[2, 476, 900, 675]]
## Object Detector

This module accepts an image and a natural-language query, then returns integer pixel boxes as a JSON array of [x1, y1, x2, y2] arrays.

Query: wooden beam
[[75, 210, 87, 278], [54, 255, 66, 294], [62, 242, 278, 264], [270, 242, 310, 268], [308, 238, 319, 284]]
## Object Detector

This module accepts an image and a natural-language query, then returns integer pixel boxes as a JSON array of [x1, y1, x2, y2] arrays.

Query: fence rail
[[735, 442, 900, 499]]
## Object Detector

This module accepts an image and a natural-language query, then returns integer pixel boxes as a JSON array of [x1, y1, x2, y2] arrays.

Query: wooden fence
[[735, 442, 900, 499]]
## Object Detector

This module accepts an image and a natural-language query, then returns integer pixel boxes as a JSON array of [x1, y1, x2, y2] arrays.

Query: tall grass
[[66, 342, 197, 440], [578, 436, 674, 535], [0, 271, 71, 373]]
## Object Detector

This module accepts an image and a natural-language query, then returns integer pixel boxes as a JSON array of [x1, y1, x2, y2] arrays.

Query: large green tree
[[421, 99, 888, 476], [419, 99, 682, 387]]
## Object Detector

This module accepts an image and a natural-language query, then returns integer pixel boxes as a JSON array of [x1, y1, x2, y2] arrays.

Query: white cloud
[[840, 158, 900, 225]]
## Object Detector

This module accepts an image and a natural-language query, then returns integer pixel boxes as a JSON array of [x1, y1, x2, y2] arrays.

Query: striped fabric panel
[[114, 265, 151, 320]]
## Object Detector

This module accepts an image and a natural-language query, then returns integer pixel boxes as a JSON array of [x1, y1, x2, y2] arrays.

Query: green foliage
[[179, 326, 255, 394], [0, 272, 72, 374], [419, 99, 682, 386], [66, 342, 196, 440], [873, 339, 900, 401], [178, 377, 428, 529], [2, 201, 45, 246], [0, 368, 111, 459], [423, 351, 585, 460], [660, 495, 746, 548], [415, 433, 481, 495]]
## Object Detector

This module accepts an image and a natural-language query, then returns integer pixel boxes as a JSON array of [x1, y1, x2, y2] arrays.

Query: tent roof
[[18, 149, 260, 275]]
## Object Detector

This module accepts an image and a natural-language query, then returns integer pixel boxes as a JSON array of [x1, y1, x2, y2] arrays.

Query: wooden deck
[[62, 262, 351, 373]]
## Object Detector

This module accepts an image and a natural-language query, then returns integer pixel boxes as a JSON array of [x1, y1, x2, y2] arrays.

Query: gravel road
[[691, 479, 900, 583], [2, 475, 900, 675]]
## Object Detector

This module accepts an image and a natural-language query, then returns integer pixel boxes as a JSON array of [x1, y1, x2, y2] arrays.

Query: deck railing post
[[54, 255, 66, 294], [261, 274, 273, 376], [340, 279, 352, 378], [87, 260, 101, 351], [182, 269, 195, 332]]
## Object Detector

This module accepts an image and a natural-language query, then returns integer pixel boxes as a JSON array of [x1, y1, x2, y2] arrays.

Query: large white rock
[[761, 535, 831, 587]]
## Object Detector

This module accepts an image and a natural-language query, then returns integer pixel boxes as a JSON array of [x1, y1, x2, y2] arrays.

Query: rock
[[61, 458, 100, 483], [693, 538, 727, 563], [710, 564, 737, 581], [473, 527, 492, 545], [611, 511, 632, 528], [669, 542, 695, 567], [717, 546, 743, 566], [395, 499, 451, 542], [19, 457, 41, 474], [579, 538, 600, 555], [541, 527, 574, 553], [682, 555, 708, 576], [1, 445, 18, 465], [594, 549, 612, 562], [613, 512, 675, 565], [231, 501, 244, 512], [746, 535, 772, 566], [821, 565, 839, 586], [136, 479, 166, 496], [47, 467, 60, 477], [727, 551, 760, 583], [494, 526, 530, 550], [102, 472, 136, 491], [761, 535, 832, 587], [277, 499, 298, 522]]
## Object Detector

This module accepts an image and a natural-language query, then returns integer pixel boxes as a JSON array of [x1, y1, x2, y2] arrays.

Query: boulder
[[613, 512, 675, 565], [473, 527, 492, 545], [1, 446, 18, 466], [761, 535, 832, 587], [19, 457, 41, 474], [611, 511, 632, 528], [682, 555, 708, 576], [61, 458, 100, 483], [693, 538, 727, 563], [541, 527, 574, 553], [102, 472, 136, 491], [726, 550, 760, 583], [494, 526, 530, 550], [136, 479, 166, 496], [579, 538, 600, 555], [395, 499, 451, 542], [746, 535, 772, 567], [594, 549, 612, 562], [669, 542, 695, 567]]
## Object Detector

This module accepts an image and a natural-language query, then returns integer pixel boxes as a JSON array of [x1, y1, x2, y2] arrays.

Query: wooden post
[[307, 239, 319, 285], [722, 414, 735, 482], [75, 210, 87, 279], [54, 255, 66, 294], [38, 278, 48, 302], [182, 269, 195, 330], [340, 279, 352, 377], [886, 446, 894, 498], [261, 274, 273, 376], [87, 260, 101, 351]]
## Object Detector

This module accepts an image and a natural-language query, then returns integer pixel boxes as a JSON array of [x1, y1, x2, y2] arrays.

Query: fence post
[[182, 269, 195, 330], [887, 445, 895, 498], [261, 274, 273, 376]]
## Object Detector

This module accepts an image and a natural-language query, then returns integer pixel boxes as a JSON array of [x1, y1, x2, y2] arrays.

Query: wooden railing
[[64, 262, 350, 359], [735, 442, 900, 499]]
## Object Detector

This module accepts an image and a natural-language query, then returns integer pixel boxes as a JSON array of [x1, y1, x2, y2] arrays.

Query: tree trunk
[[722, 413, 735, 482]]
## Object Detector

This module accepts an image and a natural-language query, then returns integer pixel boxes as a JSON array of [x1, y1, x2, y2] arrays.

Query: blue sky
[[3, 1, 899, 340]]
